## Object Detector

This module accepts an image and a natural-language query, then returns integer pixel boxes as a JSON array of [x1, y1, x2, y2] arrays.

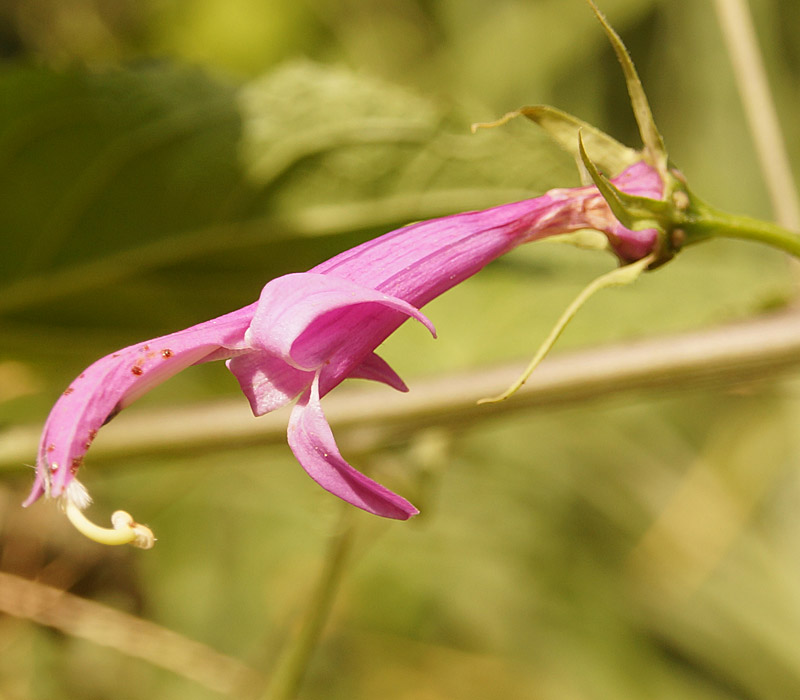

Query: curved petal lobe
[[287, 375, 418, 520], [25, 304, 255, 506], [226, 351, 313, 416], [248, 273, 436, 370], [347, 352, 409, 392]]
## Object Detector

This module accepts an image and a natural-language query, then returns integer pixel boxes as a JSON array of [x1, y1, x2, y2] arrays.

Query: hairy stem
[[684, 199, 800, 258]]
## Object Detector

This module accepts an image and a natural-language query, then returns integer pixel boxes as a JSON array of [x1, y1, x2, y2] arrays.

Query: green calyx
[[471, 1, 701, 269], [474, 106, 691, 267], [477, 1, 800, 264], [577, 133, 694, 267], [577, 1, 800, 261], [579, 0, 682, 266]]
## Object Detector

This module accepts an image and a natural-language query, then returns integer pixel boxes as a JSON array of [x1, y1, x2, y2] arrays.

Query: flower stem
[[684, 198, 800, 258], [261, 507, 355, 700]]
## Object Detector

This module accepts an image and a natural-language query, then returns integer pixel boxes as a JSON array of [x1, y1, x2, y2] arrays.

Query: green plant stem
[[260, 508, 356, 700], [684, 200, 800, 258]]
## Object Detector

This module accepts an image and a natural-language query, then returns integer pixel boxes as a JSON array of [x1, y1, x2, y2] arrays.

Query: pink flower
[[26, 161, 662, 533]]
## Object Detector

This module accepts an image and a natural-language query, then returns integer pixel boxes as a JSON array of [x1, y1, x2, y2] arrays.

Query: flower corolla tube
[[25, 161, 662, 546]]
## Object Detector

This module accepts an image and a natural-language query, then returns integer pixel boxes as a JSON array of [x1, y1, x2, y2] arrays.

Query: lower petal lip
[[287, 374, 418, 520]]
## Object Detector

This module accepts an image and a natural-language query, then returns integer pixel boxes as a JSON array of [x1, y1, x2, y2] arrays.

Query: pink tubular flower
[[25, 161, 662, 543]]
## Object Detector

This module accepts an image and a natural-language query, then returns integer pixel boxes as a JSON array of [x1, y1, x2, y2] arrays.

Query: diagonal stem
[[0, 571, 261, 694], [712, 0, 800, 231], [260, 507, 356, 700]]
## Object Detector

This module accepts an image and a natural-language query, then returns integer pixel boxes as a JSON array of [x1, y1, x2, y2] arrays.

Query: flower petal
[[347, 352, 408, 392], [226, 350, 313, 416], [247, 272, 436, 370], [287, 374, 418, 520], [25, 305, 255, 505]]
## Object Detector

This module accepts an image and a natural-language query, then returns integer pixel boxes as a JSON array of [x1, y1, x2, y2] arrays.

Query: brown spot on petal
[[84, 428, 98, 451], [131, 365, 144, 376], [143, 344, 150, 351], [161, 348, 173, 359], [63, 387, 74, 396], [46, 444, 55, 453], [70, 457, 83, 472]]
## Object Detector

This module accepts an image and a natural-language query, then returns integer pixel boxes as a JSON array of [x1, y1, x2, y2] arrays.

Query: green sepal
[[479, 252, 656, 404], [585, 0, 667, 176], [578, 132, 668, 230], [472, 105, 639, 176]]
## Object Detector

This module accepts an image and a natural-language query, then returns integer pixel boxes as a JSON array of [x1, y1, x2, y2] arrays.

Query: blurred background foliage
[[1, 0, 800, 698]]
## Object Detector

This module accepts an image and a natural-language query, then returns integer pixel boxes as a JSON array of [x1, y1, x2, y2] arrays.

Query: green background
[[1, 0, 800, 698]]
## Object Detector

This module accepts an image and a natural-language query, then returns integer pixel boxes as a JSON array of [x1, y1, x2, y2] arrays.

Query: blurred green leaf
[[0, 63, 252, 330], [239, 60, 578, 214]]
